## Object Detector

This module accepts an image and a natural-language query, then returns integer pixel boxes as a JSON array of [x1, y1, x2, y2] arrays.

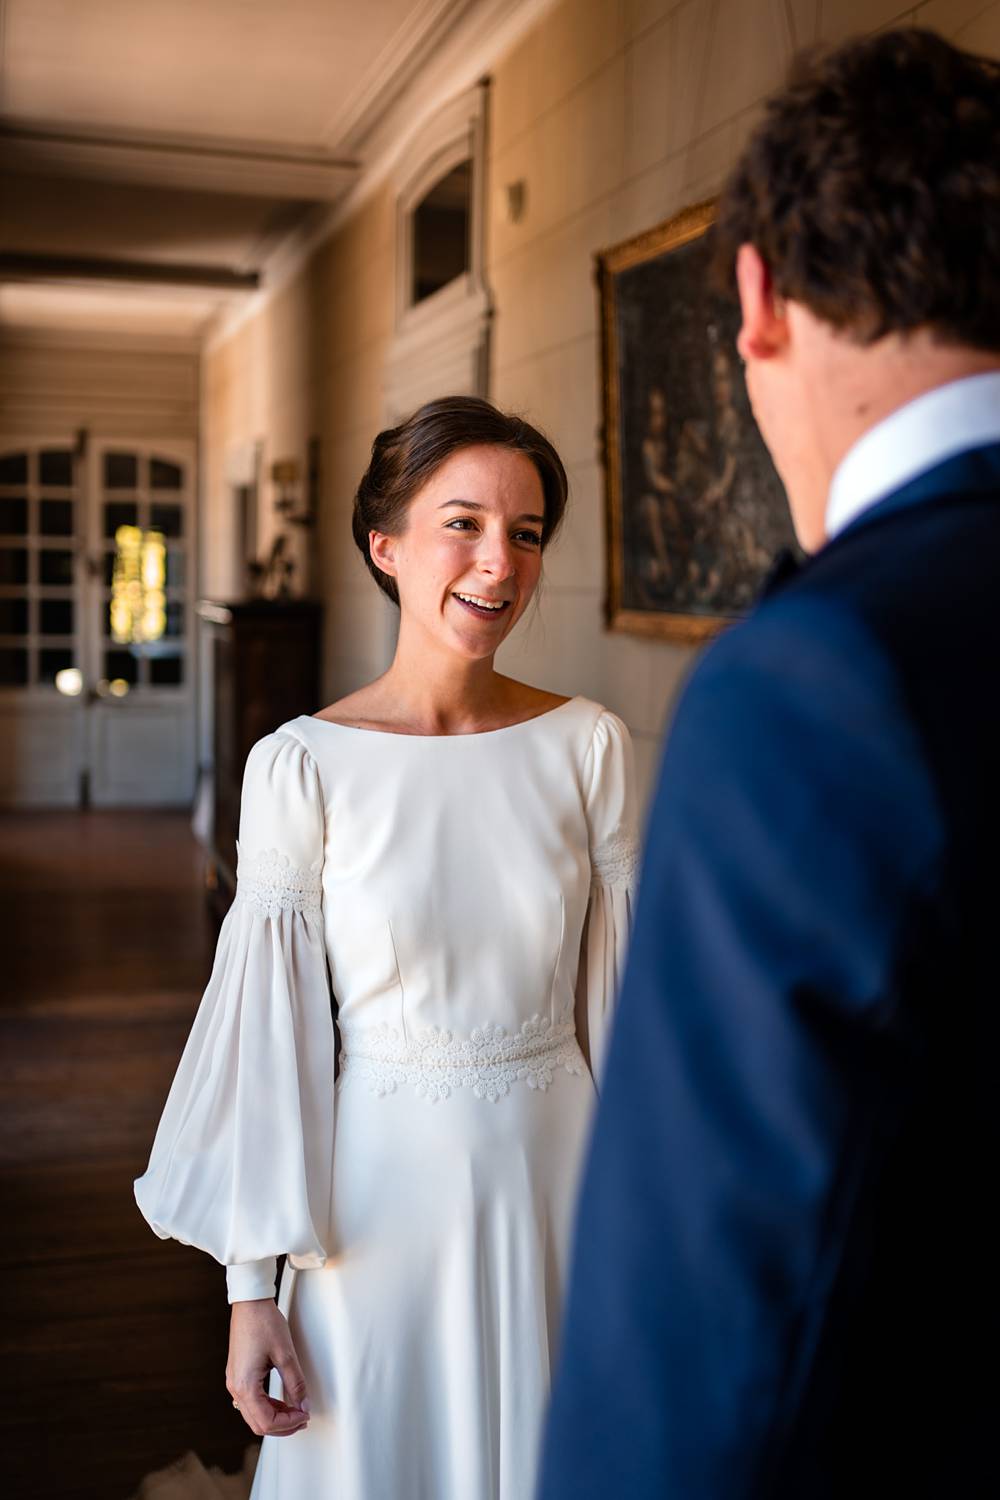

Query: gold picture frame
[[597, 198, 794, 642]]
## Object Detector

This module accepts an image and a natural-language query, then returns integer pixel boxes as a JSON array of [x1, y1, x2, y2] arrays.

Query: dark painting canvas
[[598, 200, 797, 640]]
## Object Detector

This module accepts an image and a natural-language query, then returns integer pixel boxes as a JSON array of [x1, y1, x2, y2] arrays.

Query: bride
[[134, 394, 639, 1500]]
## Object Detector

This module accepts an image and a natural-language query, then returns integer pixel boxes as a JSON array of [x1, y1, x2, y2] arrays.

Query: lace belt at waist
[[337, 1014, 585, 1103]]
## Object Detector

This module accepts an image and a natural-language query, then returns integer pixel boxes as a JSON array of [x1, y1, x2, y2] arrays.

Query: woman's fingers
[[261, 1400, 310, 1438], [234, 1387, 309, 1438], [272, 1347, 310, 1416], [233, 1381, 277, 1436], [262, 1394, 310, 1435]]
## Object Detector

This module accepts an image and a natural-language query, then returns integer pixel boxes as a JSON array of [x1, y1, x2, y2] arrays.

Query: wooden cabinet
[[198, 597, 322, 913]]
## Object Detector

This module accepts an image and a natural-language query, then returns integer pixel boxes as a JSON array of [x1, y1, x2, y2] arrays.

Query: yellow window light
[[111, 526, 166, 644]]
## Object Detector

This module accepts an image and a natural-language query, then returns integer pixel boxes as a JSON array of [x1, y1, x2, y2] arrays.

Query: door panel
[[0, 435, 197, 807], [0, 438, 84, 805], [87, 438, 196, 806]]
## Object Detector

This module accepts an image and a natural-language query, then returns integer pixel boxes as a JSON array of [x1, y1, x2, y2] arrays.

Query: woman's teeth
[[454, 592, 509, 614]]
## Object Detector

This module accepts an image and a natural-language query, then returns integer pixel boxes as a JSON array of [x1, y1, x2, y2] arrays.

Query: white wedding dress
[[135, 695, 638, 1500]]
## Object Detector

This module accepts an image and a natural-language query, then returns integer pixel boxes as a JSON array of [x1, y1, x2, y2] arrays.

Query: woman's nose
[[476, 534, 516, 580]]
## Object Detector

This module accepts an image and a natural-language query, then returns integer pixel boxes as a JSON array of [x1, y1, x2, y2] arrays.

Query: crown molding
[[320, 0, 480, 152], [0, 252, 259, 291], [0, 119, 359, 200]]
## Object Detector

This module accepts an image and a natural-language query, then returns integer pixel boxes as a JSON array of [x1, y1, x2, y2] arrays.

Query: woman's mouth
[[452, 592, 512, 621]]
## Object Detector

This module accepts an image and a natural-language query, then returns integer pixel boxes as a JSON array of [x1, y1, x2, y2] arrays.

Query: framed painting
[[597, 198, 796, 641]]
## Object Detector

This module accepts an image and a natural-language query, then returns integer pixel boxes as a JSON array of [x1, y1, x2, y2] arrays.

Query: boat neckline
[[301, 694, 581, 741]]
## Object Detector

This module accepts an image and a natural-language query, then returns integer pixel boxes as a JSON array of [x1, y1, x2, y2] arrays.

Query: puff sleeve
[[575, 709, 640, 1087], [133, 729, 335, 1304]]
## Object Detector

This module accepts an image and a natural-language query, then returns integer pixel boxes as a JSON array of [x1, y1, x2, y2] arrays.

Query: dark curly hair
[[352, 396, 569, 606], [712, 28, 1000, 349]]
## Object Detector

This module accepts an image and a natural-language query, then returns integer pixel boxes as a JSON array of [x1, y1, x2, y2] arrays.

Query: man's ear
[[735, 243, 789, 363], [369, 530, 397, 577]]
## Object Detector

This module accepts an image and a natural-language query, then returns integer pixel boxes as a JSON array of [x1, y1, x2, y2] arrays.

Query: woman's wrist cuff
[[226, 1257, 277, 1303]]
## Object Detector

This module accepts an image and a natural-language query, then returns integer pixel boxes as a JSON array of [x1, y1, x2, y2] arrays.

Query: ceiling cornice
[[0, 119, 359, 200], [320, 0, 481, 153], [0, 251, 260, 290]]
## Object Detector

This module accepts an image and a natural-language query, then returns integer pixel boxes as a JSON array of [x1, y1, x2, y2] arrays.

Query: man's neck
[[814, 335, 1000, 478], [824, 366, 1000, 541], [788, 319, 1000, 549]]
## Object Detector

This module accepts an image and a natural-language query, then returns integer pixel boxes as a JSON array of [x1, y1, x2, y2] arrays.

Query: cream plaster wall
[[201, 186, 397, 683], [200, 0, 1000, 809], [489, 0, 1000, 805]]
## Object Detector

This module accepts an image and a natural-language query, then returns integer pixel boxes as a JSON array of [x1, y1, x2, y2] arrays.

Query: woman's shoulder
[[495, 677, 615, 723], [246, 721, 314, 764], [494, 679, 570, 725], [240, 725, 326, 810], [308, 685, 385, 732], [560, 694, 629, 741], [493, 683, 627, 744]]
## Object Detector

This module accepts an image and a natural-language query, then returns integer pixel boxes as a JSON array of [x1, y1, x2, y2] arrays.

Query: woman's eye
[[444, 518, 540, 546]]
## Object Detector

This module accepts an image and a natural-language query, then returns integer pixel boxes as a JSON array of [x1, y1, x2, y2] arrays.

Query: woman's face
[[370, 444, 547, 660]]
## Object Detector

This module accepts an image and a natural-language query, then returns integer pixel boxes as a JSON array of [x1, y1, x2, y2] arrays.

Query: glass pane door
[[0, 435, 197, 807], [95, 448, 191, 700], [0, 445, 81, 695]]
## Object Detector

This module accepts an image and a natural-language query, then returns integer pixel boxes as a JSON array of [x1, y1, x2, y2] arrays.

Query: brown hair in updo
[[352, 395, 569, 606]]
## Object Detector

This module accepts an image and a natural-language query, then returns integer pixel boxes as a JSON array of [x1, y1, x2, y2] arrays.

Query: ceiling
[[0, 0, 481, 340]]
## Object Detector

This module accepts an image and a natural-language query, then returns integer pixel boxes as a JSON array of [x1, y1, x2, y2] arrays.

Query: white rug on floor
[[130, 1444, 259, 1500]]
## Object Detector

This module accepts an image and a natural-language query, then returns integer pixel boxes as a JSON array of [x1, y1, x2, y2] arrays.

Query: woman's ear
[[369, 530, 397, 577]]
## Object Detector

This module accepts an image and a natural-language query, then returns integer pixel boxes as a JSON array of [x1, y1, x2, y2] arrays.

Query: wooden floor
[[0, 809, 252, 1500]]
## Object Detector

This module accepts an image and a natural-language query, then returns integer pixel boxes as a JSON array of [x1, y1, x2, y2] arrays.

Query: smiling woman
[[331, 394, 572, 735], [374, 443, 544, 641], [351, 394, 567, 604], [134, 393, 640, 1500]]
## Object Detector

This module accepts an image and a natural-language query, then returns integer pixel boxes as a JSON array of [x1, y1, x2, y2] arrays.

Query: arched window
[[412, 159, 472, 305], [387, 83, 491, 420]]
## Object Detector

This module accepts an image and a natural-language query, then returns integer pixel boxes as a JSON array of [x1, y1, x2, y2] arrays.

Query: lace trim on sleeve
[[590, 830, 640, 888], [235, 844, 324, 918]]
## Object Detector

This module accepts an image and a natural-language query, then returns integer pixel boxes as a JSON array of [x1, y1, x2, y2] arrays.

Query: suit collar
[[833, 440, 1000, 543], [759, 442, 1000, 602], [826, 371, 1000, 539], [759, 546, 803, 598]]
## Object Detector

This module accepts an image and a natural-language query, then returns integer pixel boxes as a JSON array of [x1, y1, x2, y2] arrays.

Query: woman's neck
[[364, 619, 512, 733], [374, 674, 506, 735]]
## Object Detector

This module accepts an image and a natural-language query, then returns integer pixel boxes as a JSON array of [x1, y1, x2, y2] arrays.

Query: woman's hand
[[226, 1299, 311, 1438]]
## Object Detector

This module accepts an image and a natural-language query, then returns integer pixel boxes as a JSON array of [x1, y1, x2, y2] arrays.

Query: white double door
[[0, 434, 197, 807]]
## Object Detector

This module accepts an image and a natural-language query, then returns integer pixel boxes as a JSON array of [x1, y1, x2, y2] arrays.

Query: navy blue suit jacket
[[539, 446, 1000, 1499]]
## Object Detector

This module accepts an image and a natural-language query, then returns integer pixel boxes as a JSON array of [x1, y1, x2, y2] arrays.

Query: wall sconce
[[499, 180, 527, 225], [252, 442, 322, 599], [271, 446, 318, 528], [271, 457, 300, 517]]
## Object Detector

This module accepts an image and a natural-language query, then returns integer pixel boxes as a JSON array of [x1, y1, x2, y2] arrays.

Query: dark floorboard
[[0, 810, 253, 1499]]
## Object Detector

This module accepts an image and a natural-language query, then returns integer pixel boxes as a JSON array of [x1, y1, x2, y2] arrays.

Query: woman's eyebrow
[[439, 499, 544, 523]]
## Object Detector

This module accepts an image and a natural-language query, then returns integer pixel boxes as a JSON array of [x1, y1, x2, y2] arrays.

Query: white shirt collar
[[825, 370, 1000, 541]]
